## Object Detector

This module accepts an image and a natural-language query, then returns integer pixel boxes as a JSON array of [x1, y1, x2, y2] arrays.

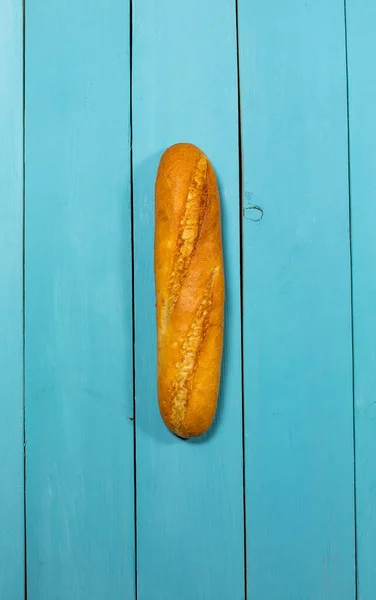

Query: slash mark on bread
[[163, 156, 208, 328], [170, 268, 218, 432]]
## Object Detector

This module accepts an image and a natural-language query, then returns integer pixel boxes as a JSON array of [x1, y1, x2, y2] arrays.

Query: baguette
[[154, 143, 224, 438]]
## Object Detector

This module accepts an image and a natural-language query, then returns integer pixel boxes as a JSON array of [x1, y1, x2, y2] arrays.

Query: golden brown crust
[[154, 143, 224, 438]]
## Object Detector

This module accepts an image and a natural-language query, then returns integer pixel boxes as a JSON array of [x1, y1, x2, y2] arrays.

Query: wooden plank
[[345, 1, 376, 597], [0, 1, 24, 598], [25, 2, 135, 598], [238, 1, 356, 598], [132, 1, 245, 598]]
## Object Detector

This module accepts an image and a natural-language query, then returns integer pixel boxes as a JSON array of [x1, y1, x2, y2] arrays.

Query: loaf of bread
[[154, 143, 224, 438]]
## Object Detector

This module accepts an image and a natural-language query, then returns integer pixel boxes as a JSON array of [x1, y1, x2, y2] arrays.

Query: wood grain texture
[[25, 2, 135, 598], [238, 1, 356, 598], [0, 1, 24, 598], [132, 1, 245, 598], [346, 1, 376, 597]]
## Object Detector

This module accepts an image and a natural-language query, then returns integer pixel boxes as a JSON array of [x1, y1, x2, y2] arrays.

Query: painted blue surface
[[132, 1, 245, 598], [238, 1, 356, 598], [25, 1, 135, 599], [1, 1, 376, 598], [346, 2, 376, 598], [0, 1, 24, 598]]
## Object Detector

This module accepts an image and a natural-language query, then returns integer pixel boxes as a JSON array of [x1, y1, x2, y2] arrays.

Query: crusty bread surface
[[154, 143, 224, 438]]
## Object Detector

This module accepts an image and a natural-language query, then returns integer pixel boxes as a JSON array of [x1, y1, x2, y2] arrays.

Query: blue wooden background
[[1, 0, 375, 598]]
